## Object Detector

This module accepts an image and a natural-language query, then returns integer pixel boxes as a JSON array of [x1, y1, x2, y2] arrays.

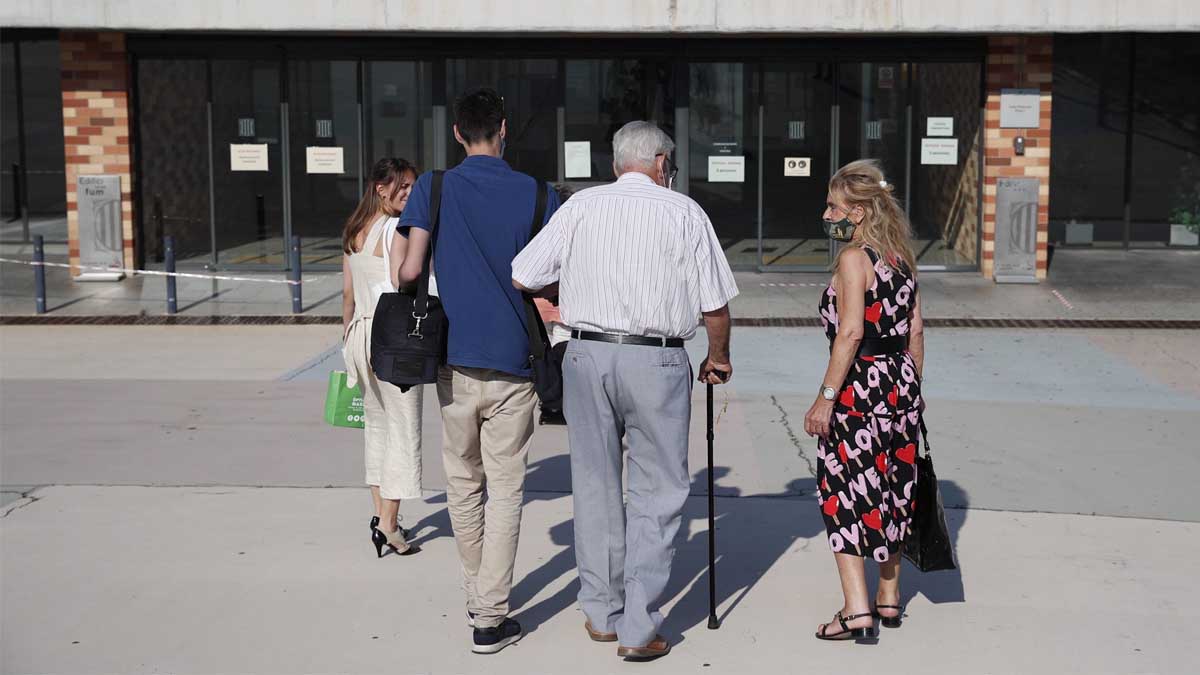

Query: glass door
[[688, 62, 758, 266], [760, 62, 836, 269], [210, 59, 286, 266], [288, 59, 360, 267]]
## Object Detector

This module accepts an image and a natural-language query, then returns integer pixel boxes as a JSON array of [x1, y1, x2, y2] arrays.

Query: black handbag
[[519, 180, 563, 406], [902, 416, 958, 572], [370, 170, 448, 392]]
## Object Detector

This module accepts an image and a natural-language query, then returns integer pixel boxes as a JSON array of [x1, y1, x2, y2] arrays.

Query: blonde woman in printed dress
[[803, 159, 926, 642], [341, 158, 424, 558]]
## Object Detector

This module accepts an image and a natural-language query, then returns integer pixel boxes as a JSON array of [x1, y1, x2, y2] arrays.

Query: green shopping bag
[[324, 370, 365, 429]]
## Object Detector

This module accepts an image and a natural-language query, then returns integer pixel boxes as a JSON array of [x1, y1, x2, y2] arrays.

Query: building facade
[[3, 1, 1198, 279]]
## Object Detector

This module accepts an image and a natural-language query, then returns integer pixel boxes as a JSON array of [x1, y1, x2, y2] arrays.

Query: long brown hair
[[828, 159, 917, 275], [342, 157, 418, 254]]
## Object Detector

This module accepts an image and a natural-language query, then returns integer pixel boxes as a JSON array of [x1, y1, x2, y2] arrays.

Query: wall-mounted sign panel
[[75, 174, 124, 280], [994, 177, 1041, 283], [783, 157, 811, 177], [920, 138, 958, 165], [708, 156, 745, 183], [1000, 88, 1041, 128], [230, 144, 269, 171], [306, 146, 344, 174]]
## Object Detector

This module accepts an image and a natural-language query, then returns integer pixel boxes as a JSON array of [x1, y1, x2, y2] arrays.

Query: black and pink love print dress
[[816, 246, 922, 562]]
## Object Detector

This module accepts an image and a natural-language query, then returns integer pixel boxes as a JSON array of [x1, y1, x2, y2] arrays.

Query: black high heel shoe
[[369, 516, 410, 539], [371, 525, 420, 558], [874, 604, 905, 629]]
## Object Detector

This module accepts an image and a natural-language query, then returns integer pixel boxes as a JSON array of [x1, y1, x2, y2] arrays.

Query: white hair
[[612, 121, 675, 173]]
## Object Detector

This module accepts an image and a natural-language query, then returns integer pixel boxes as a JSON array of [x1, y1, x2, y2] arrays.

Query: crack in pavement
[[1, 487, 44, 518], [770, 395, 817, 478]]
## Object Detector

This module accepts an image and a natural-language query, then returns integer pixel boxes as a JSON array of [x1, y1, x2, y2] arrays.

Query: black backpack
[[370, 171, 448, 392]]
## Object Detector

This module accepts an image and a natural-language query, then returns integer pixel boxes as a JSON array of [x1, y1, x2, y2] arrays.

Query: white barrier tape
[[0, 257, 338, 286]]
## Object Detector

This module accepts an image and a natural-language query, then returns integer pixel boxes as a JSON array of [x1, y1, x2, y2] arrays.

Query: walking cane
[[706, 381, 721, 630]]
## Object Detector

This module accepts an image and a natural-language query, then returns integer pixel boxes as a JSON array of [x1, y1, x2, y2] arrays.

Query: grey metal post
[[290, 235, 302, 313], [164, 235, 178, 314], [33, 234, 45, 314]]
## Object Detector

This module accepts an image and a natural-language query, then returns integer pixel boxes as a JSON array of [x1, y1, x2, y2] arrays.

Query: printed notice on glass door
[[708, 156, 745, 183], [920, 138, 958, 165], [230, 144, 268, 171], [306, 147, 345, 174], [564, 141, 591, 178]]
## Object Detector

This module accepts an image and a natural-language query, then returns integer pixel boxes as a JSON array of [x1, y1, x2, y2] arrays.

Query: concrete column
[[60, 31, 134, 275]]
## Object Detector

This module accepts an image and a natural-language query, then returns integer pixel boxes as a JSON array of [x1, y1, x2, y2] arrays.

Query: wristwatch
[[820, 385, 837, 401]]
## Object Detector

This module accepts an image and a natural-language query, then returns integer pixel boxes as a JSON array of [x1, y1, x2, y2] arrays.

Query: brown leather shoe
[[584, 621, 617, 642], [617, 635, 671, 659]]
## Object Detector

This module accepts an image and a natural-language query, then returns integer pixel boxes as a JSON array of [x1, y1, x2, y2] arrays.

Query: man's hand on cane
[[699, 356, 732, 385]]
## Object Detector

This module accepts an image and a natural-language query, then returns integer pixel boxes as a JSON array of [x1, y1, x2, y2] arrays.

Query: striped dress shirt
[[511, 172, 738, 340]]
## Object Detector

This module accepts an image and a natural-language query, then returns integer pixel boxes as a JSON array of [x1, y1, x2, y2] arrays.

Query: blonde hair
[[828, 159, 917, 276]]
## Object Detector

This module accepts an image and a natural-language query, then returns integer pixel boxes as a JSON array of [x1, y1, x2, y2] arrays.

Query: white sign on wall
[[926, 117, 954, 137], [306, 146, 345, 174], [564, 141, 592, 178], [708, 156, 745, 183], [920, 138, 959, 165], [1000, 88, 1041, 128], [230, 144, 269, 171], [783, 157, 811, 177]]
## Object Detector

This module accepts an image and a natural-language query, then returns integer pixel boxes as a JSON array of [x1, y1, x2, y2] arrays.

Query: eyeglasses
[[656, 153, 678, 189]]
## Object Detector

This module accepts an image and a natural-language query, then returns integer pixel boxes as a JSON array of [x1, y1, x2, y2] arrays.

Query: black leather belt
[[830, 335, 910, 357], [571, 330, 684, 348]]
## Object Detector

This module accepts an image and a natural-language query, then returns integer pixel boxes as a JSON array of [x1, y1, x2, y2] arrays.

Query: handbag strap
[[918, 414, 931, 457], [521, 181, 551, 360], [414, 170, 445, 314]]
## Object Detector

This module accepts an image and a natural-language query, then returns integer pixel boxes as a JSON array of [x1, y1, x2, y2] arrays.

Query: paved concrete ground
[[2, 324, 1199, 673], [3, 242, 1199, 320]]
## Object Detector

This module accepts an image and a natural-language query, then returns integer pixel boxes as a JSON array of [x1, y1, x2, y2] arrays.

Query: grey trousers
[[563, 339, 692, 647]]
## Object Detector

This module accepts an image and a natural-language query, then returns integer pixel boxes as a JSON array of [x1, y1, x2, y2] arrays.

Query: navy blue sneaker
[[472, 618, 523, 654]]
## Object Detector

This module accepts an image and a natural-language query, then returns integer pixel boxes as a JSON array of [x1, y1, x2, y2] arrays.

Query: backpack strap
[[521, 181, 552, 360], [413, 170, 445, 315]]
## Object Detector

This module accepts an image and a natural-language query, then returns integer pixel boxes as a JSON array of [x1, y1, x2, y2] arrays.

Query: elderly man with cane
[[512, 120, 737, 660]]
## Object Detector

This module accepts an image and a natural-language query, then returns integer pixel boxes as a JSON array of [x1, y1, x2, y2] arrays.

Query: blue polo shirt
[[399, 155, 560, 377]]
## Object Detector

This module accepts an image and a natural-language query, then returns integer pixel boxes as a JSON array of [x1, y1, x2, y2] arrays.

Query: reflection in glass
[[365, 61, 434, 174], [689, 62, 757, 261], [839, 62, 909, 205], [288, 60, 360, 265], [1050, 35, 1130, 245], [563, 59, 674, 185], [446, 59, 559, 179], [910, 62, 981, 265], [1130, 35, 1200, 247], [211, 60, 284, 265], [136, 60, 212, 263]]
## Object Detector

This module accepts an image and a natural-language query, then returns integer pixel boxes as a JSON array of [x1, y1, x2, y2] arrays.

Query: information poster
[[75, 174, 125, 280], [230, 144, 269, 171], [708, 156, 745, 183], [306, 146, 345, 174], [1000, 88, 1041, 128], [994, 177, 1040, 283], [926, 117, 954, 136], [564, 141, 591, 178], [920, 138, 958, 165]]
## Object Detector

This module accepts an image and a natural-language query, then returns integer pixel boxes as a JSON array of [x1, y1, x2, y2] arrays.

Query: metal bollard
[[164, 235, 178, 314], [289, 235, 302, 314], [33, 234, 46, 314]]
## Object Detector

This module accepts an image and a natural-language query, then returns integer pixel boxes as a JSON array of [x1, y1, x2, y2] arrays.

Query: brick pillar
[[60, 31, 134, 275], [982, 35, 1052, 280]]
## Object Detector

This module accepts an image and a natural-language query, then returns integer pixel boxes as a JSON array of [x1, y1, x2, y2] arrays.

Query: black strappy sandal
[[874, 604, 905, 629], [815, 611, 878, 642]]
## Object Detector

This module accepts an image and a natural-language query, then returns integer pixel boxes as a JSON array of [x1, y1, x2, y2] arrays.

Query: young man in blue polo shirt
[[395, 88, 559, 654]]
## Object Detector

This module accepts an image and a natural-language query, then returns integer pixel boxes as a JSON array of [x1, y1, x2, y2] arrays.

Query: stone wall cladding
[[983, 35, 1052, 280], [60, 30, 134, 273]]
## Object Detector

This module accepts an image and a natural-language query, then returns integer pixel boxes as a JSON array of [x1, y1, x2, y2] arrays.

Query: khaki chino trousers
[[437, 365, 537, 629]]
